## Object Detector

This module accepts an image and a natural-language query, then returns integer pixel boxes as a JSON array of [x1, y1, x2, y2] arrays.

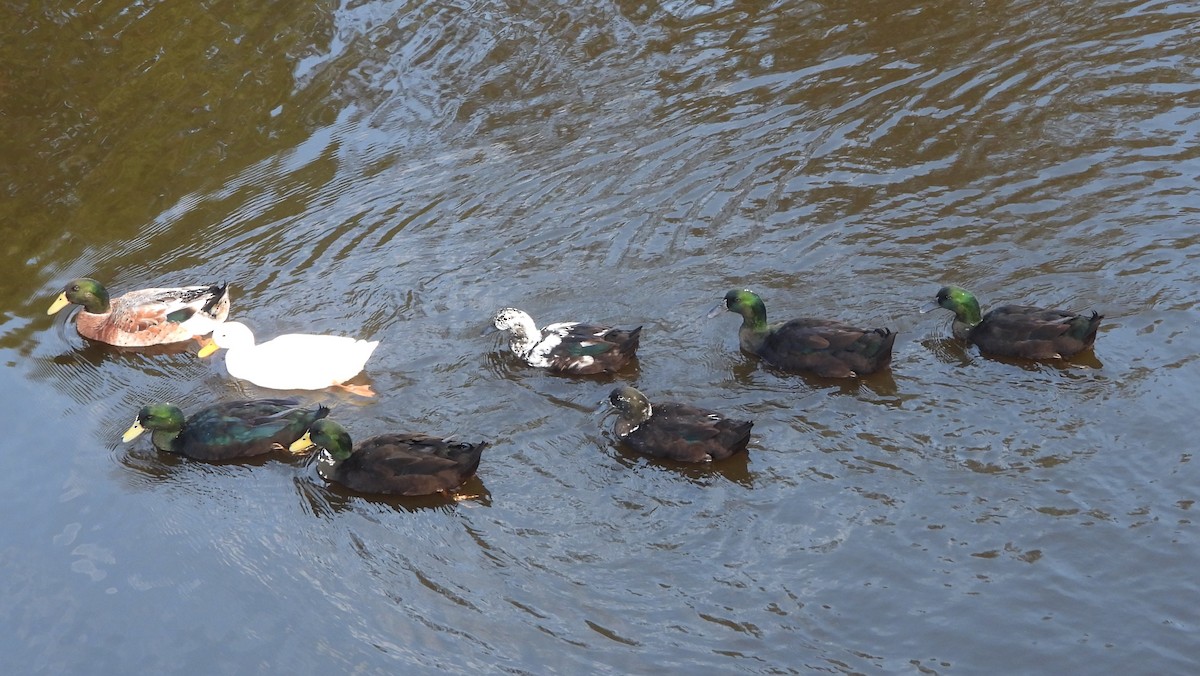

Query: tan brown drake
[[48, 277, 229, 347], [925, 285, 1102, 359], [709, 289, 895, 378]]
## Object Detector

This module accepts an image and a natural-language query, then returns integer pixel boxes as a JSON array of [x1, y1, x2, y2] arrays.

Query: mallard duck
[[122, 398, 329, 461], [198, 321, 379, 396], [926, 285, 1103, 359], [607, 386, 752, 463], [47, 277, 230, 347], [708, 289, 896, 377], [486, 307, 641, 374], [288, 419, 487, 496]]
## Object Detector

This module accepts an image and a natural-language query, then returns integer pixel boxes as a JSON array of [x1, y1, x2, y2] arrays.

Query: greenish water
[[2, 1, 1198, 672]]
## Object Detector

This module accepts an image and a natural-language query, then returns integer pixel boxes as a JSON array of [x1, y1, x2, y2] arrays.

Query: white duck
[[199, 321, 379, 396]]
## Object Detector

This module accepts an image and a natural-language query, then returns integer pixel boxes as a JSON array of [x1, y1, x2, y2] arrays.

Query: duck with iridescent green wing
[[48, 277, 230, 347], [122, 399, 329, 462], [709, 289, 896, 378], [288, 419, 488, 496], [924, 285, 1102, 359], [486, 307, 641, 375]]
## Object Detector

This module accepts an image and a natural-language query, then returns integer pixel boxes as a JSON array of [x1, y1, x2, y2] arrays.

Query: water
[[2, 1, 1198, 672]]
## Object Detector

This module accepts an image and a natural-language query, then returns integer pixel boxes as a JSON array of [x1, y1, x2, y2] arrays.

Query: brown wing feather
[[330, 434, 487, 496], [756, 319, 895, 377], [972, 306, 1102, 359], [622, 403, 752, 463]]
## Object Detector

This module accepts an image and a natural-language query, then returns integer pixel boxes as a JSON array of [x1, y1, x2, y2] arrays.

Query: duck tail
[[623, 326, 643, 355], [201, 282, 229, 315], [1071, 311, 1103, 345], [462, 441, 489, 476], [870, 327, 898, 361]]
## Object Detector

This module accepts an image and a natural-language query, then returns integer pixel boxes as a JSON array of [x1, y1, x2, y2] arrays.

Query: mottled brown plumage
[[608, 386, 752, 463]]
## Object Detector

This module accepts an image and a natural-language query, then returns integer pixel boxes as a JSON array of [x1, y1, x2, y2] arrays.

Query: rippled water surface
[[3, 1, 1198, 672]]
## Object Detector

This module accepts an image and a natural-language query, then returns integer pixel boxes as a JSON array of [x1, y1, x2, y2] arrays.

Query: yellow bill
[[47, 293, 70, 315], [122, 419, 146, 443], [288, 432, 315, 455], [196, 342, 220, 358]]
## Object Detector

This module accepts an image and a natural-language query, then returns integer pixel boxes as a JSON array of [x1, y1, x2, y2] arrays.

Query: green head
[[933, 285, 982, 325], [48, 278, 111, 315], [123, 403, 185, 442], [297, 418, 354, 461], [709, 289, 767, 326]]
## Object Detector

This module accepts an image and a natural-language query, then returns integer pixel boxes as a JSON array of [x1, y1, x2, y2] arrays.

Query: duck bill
[[47, 293, 70, 315], [288, 432, 316, 454], [122, 420, 146, 443], [196, 342, 220, 358], [593, 396, 614, 418], [705, 302, 728, 319], [919, 300, 942, 314], [479, 324, 498, 337]]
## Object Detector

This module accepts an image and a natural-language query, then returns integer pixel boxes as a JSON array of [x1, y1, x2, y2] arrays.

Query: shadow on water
[[117, 442, 304, 483], [921, 336, 1105, 372], [50, 338, 203, 368], [293, 471, 492, 516], [482, 342, 643, 384], [727, 350, 900, 398], [605, 436, 756, 489]]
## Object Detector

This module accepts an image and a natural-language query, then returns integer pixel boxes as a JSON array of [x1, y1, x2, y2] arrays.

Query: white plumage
[[204, 321, 378, 392]]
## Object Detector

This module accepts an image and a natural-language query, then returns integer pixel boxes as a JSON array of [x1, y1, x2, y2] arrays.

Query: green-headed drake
[[48, 277, 230, 347], [288, 419, 488, 497], [926, 285, 1102, 359], [709, 289, 896, 378], [122, 399, 329, 461], [607, 386, 752, 463]]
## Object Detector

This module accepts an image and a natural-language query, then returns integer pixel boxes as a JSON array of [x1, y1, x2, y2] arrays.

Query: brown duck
[[709, 289, 895, 377], [607, 386, 752, 463], [926, 285, 1102, 359], [289, 419, 487, 497]]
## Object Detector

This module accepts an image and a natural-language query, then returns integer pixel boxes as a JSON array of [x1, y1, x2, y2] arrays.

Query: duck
[[122, 398, 329, 461], [198, 321, 378, 396], [486, 307, 641, 375], [708, 289, 896, 377], [607, 386, 752, 463], [47, 277, 230, 347], [925, 285, 1103, 359], [288, 419, 487, 496]]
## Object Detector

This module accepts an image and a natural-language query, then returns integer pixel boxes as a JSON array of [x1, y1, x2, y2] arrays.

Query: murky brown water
[[3, 1, 1198, 672]]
